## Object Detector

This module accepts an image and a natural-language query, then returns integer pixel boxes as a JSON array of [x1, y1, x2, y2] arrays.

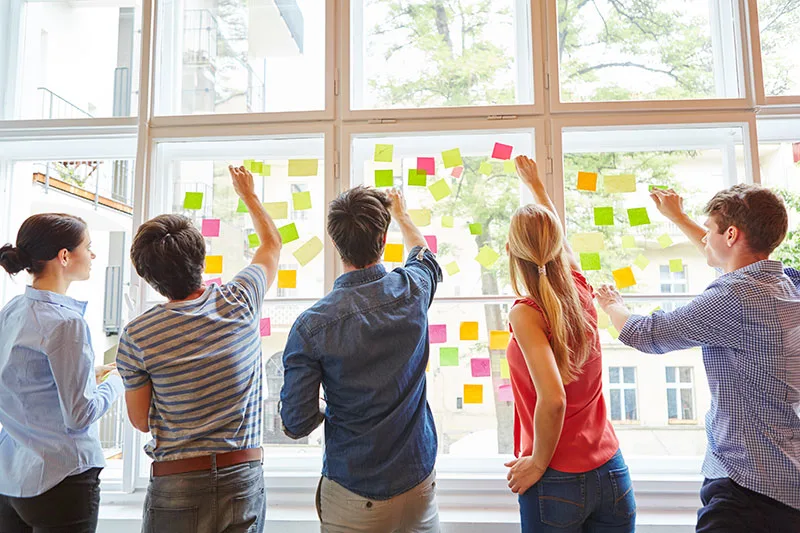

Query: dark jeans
[[519, 450, 636, 533], [697, 477, 800, 533], [0, 468, 102, 533]]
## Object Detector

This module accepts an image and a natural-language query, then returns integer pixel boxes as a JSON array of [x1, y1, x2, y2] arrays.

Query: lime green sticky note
[[278, 223, 299, 244], [594, 207, 615, 226], [571, 233, 606, 253], [597, 310, 610, 329], [604, 174, 636, 193], [627, 207, 651, 227], [475, 245, 500, 268], [236, 198, 249, 213], [288, 159, 318, 177], [259, 164, 271, 177], [374, 144, 393, 163], [669, 258, 684, 273], [428, 179, 452, 202], [608, 326, 620, 340], [292, 191, 312, 211], [442, 215, 454, 228], [293, 237, 323, 267], [650, 306, 662, 314], [408, 169, 427, 187], [251, 161, 263, 174], [184, 192, 204, 210], [503, 160, 516, 174], [440, 347, 459, 367], [248, 233, 260, 248], [479, 161, 493, 176], [649, 185, 669, 191], [580, 252, 601, 271], [445, 261, 460, 276], [469, 223, 483, 235], [658, 234, 674, 248], [375, 169, 394, 187], [442, 148, 463, 169], [622, 235, 637, 249], [634, 254, 650, 270], [243, 159, 255, 171], [408, 209, 432, 227], [263, 202, 288, 219]]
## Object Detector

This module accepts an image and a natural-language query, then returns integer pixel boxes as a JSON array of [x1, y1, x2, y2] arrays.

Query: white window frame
[[666, 366, 697, 423], [608, 366, 639, 423]]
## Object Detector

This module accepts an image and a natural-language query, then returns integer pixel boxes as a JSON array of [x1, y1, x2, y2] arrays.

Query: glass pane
[[679, 367, 693, 383], [680, 388, 694, 420], [667, 388, 678, 419], [610, 389, 621, 420], [624, 389, 637, 420], [609, 366, 620, 384], [350, 129, 535, 298], [351, 0, 534, 110], [622, 367, 635, 384], [665, 366, 676, 383], [757, 0, 800, 97], [155, 0, 325, 116]]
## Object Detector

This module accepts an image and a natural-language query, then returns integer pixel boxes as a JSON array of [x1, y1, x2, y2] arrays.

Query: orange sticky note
[[278, 270, 297, 289], [577, 171, 598, 191], [204, 255, 223, 274], [612, 267, 637, 289], [384, 243, 404, 263], [460, 322, 479, 341], [489, 330, 510, 350], [464, 384, 483, 404]]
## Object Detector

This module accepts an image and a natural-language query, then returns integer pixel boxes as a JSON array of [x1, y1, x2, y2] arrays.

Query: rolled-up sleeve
[[280, 321, 324, 439], [403, 246, 443, 308]]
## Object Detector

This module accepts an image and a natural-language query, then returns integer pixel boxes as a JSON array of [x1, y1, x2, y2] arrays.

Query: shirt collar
[[24, 286, 87, 316], [334, 264, 387, 289], [731, 259, 784, 276]]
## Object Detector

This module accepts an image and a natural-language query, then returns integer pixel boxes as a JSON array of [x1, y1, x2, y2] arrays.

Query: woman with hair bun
[[0, 213, 123, 533]]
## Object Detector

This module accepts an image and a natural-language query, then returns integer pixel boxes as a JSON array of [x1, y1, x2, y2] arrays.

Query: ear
[[57, 248, 69, 267], [726, 226, 741, 248], [383, 233, 388, 245]]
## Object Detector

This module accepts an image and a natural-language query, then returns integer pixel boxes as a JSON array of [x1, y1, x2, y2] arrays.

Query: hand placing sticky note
[[384, 243, 404, 263], [428, 179, 452, 202], [634, 254, 650, 270], [429, 324, 447, 344], [604, 174, 636, 193], [612, 267, 637, 289], [374, 144, 393, 163], [260, 318, 271, 337], [571, 233, 606, 253], [452, 166, 464, 178], [464, 384, 483, 404], [658, 234, 674, 248], [205, 255, 223, 274], [460, 321, 479, 341], [263, 202, 289, 219], [471, 358, 491, 377], [442, 148, 463, 169], [251, 161, 263, 174], [475, 246, 501, 268], [649, 184, 669, 191], [669, 258, 684, 273], [577, 172, 598, 192], [201, 219, 220, 237], [497, 384, 514, 402], [440, 347, 459, 367], [408, 209, 431, 227], [278, 270, 297, 289], [258, 164, 271, 177], [479, 161, 492, 176], [594, 207, 615, 226], [243, 159, 255, 171], [627, 207, 651, 227], [445, 262, 460, 276], [278, 223, 300, 244], [489, 330, 511, 350], [375, 169, 394, 188], [621, 235, 637, 249], [408, 168, 427, 187], [580, 252, 601, 271], [442, 215, 454, 228], [292, 191, 312, 211], [417, 157, 435, 175], [293, 237, 323, 267], [248, 233, 260, 248], [500, 358, 510, 379], [184, 192, 204, 210], [288, 159, 318, 177], [424, 235, 438, 254], [492, 142, 513, 160], [237, 198, 249, 213], [469, 223, 483, 235]]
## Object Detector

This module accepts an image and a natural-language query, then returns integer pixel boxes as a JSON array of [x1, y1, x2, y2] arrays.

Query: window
[[757, 0, 800, 97], [608, 366, 638, 422], [659, 264, 688, 312], [666, 366, 696, 422]]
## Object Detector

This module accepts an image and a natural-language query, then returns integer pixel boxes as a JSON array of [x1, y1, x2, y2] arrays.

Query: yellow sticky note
[[500, 358, 510, 379], [205, 255, 223, 274], [442, 148, 463, 169], [479, 161, 493, 176], [277, 270, 297, 289], [634, 254, 650, 270], [658, 234, 674, 248], [293, 237, 323, 267], [612, 267, 637, 289], [603, 174, 636, 193], [621, 235, 637, 249], [292, 191, 312, 211], [374, 144, 393, 163], [408, 209, 432, 227], [445, 261, 460, 276], [597, 310, 610, 329], [489, 330, 510, 350], [428, 179, 452, 202], [384, 243, 404, 263], [475, 246, 501, 268], [503, 160, 516, 174], [288, 159, 319, 177], [463, 384, 483, 404], [577, 172, 598, 191], [460, 322, 479, 341], [571, 233, 606, 253], [442, 215, 454, 228], [608, 326, 620, 340], [262, 202, 289, 220], [669, 258, 684, 273]]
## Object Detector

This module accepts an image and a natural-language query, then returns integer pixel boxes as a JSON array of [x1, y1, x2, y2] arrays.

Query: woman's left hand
[[505, 456, 547, 495], [95, 363, 116, 385]]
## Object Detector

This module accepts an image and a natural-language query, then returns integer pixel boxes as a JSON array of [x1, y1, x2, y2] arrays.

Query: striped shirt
[[116, 265, 267, 461]]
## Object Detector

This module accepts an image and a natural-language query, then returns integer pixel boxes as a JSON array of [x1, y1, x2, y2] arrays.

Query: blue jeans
[[143, 460, 265, 533], [696, 477, 800, 533], [519, 450, 635, 532]]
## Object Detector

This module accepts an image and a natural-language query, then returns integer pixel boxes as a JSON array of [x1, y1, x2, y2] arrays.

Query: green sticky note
[[375, 169, 394, 187], [251, 161, 263, 174], [571, 232, 606, 253], [243, 159, 255, 171], [408, 209, 432, 227], [475, 245, 500, 268], [580, 252, 601, 271], [408, 168, 427, 187], [292, 191, 312, 211], [442, 148, 463, 169], [479, 161, 493, 176], [293, 237, 323, 267], [503, 160, 516, 174], [634, 254, 650, 270], [183, 192, 204, 210], [669, 258, 684, 273], [440, 347, 459, 367], [658, 234, 674, 248], [288, 159, 319, 177], [278, 223, 300, 244], [236, 198, 249, 213], [608, 326, 620, 340], [649, 185, 669, 191], [622, 235, 637, 249], [445, 261, 460, 276], [469, 223, 483, 235], [627, 207, 651, 227], [603, 174, 637, 193], [263, 202, 288, 219], [442, 215, 454, 228], [374, 144, 394, 163], [259, 164, 271, 177], [248, 233, 260, 248], [428, 179, 452, 202], [594, 207, 615, 226], [650, 306, 662, 314]]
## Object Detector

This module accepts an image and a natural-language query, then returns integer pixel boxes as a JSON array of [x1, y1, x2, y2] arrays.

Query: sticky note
[[278, 223, 299, 244], [251, 161, 263, 174], [634, 254, 650, 270], [375, 169, 394, 187], [475, 246, 501, 268], [571, 233, 606, 253], [594, 207, 615, 226], [500, 358, 510, 379], [292, 191, 312, 211], [621, 235, 637, 249], [492, 142, 513, 160], [469, 223, 483, 235], [408, 209, 431, 227], [627, 207, 651, 227], [440, 347, 459, 367], [608, 326, 620, 340], [460, 322, 479, 341], [669, 258, 684, 273], [442, 215, 454, 228], [580, 252, 601, 271], [278, 270, 297, 289], [503, 160, 516, 174], [471, 358, 491, 377], [237, 199, 249, 213], [205, 255, 223, 274], [577, 172, 598, 192], [452, 166, 464, 178], [258, 164, 271, 176], [243, 159, 255, 171], [604, 174, 636, 193], [288, 159, 318, 177], [497, 384, 514, 402], [490, 330, 511, 350], [408, 168, 427, 186], [445, 262, 460, 276], [263, 202, 289, 219], [259, 318, 271, 337], [658, 234, 674, 248], [649, 185, 669, 191], [428, 179, 452, 201], [429, 324, 447, 344], [184, 192, 204, 210], [597, 310, 610, 329], [442, 148, 463, 168], [417, 157, 436, 175], [384, 243, 404, 263], [205, 277, 222, 286], [479, 161, 493, 176], [201, 219, 220, 237], [293, 237, 323, 267], [612, 267, 637, 289], [424, 235, 438, 254], [248, 233, 260, 248], [374, 144, 393, 163], [464, 384, 483, 404], [650, 306, 662, 314]]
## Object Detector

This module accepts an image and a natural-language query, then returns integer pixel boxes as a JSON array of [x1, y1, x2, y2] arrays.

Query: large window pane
[[757, 0, 800, 97], [351, 0, 534, 110]]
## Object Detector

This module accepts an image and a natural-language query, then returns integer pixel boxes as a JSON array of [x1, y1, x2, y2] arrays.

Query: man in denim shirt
[[281, 187, 442, 532]]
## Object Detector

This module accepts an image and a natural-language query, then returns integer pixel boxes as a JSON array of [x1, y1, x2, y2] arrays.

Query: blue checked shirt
[[619, 260, 800, 509]]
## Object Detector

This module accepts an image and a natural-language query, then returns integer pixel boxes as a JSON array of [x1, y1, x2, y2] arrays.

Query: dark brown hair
[[327, 186, 391, 268], [0, 213, 87, 276], [704, 184, 788, 255], [131, 214, 205, 300]]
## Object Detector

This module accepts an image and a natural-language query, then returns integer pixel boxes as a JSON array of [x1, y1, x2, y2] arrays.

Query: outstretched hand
[[514, 155, 543, 190], [229, 165, 256, 200], [650, 188, 685, 222], [386, 188, 408, 220], [596, 284, 625, 313]]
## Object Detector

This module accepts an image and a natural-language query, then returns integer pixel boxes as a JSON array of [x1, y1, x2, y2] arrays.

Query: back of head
[[131, 214, 205, 300], [704, 184, 789, 255], [327, 185, 392, 268], [0, 213, 87, 277], [507, 205, 594, 384]]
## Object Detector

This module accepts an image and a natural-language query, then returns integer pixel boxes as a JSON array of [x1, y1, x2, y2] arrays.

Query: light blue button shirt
[[0, 286, 123, 497]]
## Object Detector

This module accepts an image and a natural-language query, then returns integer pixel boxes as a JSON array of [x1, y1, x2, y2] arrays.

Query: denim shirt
[[280, 246, 442, 500]]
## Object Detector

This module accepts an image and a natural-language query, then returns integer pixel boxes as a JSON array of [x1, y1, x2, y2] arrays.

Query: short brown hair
[[131, 214, 205, 300], [327, 186, 391, 268], [704, 184, 788, 255]]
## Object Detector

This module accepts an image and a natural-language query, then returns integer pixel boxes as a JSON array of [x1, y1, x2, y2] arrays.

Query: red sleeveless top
[[506, 270, 618, 472]]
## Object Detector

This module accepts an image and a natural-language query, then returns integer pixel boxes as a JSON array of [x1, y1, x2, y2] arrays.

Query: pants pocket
[[145, 506, 199, 533], [537, 473, 586, 528], [609, 466, 636, 519]]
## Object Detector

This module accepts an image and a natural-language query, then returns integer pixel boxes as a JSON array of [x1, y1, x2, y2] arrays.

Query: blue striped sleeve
[[116, 329, 151, 390], [226, 264, 268, 315]]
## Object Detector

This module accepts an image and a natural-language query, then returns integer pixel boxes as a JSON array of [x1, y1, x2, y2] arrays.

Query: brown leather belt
[[152, 447, 263, 477]]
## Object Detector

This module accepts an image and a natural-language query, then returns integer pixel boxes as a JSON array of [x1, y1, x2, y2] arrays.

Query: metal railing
[[37, 87, 93, 119], [98, 399, 125, 453]]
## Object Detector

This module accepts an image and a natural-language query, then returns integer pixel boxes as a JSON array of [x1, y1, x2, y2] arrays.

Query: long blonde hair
[[507, 204, 595, 384]]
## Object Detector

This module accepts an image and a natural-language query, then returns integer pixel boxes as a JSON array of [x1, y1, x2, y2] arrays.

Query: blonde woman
[[503, 156, 635, 532]]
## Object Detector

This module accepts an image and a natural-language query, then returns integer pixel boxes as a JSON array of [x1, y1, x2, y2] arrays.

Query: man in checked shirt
[[597, 184, 800, 533]]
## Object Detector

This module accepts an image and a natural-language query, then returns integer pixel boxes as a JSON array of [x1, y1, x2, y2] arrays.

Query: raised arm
[[650, 188, 707, 256], [387, 188, 427, 250]]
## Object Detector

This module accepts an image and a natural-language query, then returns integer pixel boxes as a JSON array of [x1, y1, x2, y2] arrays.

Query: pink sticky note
[[429, 324, 447, 344], [205, 277, 222, 286], [417, 157, 436, 176], [492, 143, 513, 160], [201, 219, 221, 237], [498, 384, 514, 402], [451, 166, 464, 178], [259, 318, 271, 337], [424, 235, 438, 254], [471, 358, 491, 377]]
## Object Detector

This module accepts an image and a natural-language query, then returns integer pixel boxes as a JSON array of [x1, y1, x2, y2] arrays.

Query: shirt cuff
[[102, 374, 125, 397]]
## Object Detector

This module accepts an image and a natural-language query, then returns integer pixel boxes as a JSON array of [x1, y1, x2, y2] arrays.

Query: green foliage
[[772, 188, 800, 269]]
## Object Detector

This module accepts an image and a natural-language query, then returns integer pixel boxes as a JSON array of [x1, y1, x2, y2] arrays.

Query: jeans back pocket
[[608, 466, 636, 519], [536, 472, 587, 528], [145, 507, 199, 533]]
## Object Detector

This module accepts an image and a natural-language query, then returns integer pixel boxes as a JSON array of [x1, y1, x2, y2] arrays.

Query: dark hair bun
[[0, 244, 27, 275]]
